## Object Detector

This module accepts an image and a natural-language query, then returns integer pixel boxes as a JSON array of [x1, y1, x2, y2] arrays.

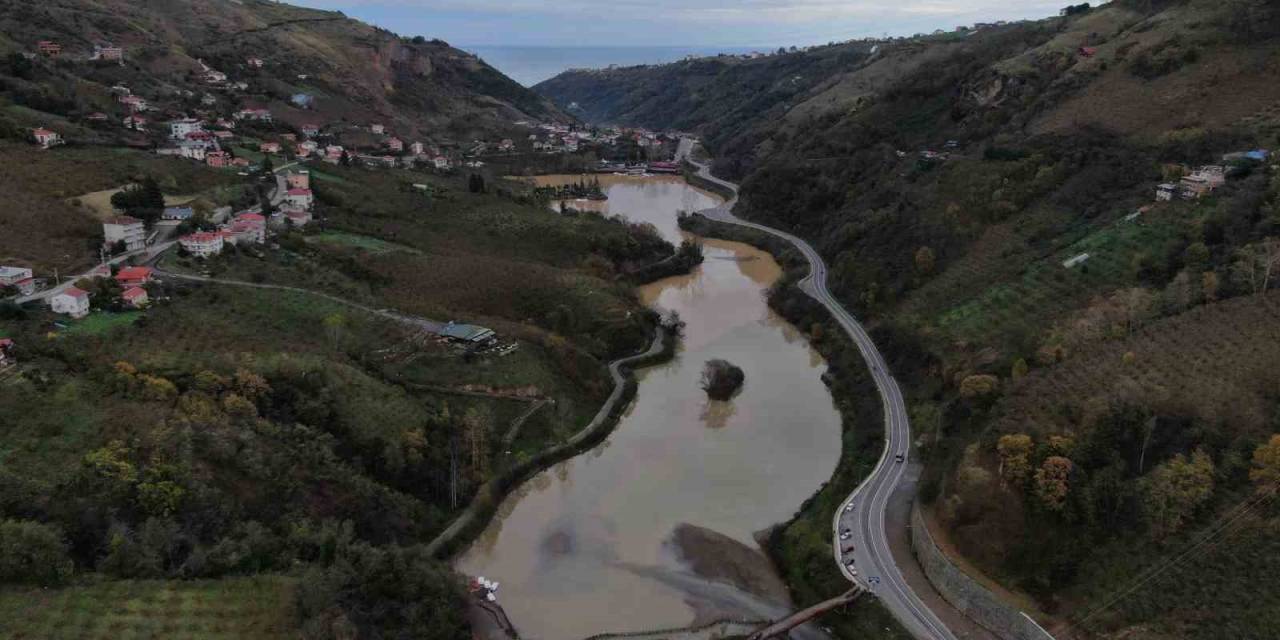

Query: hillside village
[[0, 30, 692, 405]]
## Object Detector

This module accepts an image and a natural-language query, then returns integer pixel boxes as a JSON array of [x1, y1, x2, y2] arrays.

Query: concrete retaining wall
[[910, 504, 1056, 640]]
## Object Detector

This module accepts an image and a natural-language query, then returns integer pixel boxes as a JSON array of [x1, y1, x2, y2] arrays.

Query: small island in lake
[[701, 359, 745, 400], [534, 176, 607, 201]]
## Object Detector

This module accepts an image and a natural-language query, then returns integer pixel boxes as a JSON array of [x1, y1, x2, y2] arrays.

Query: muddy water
[[457, 175, 841, 639]]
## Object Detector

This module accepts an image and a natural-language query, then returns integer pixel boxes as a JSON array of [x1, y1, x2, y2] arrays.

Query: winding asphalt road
[[678, 139, 957, 640]]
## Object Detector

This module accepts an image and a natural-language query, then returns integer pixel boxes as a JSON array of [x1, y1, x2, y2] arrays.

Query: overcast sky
[[290, 0, 1080, 47]]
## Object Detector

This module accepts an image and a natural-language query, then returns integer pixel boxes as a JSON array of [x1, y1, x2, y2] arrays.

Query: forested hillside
[[540, 1, 1280, 637]]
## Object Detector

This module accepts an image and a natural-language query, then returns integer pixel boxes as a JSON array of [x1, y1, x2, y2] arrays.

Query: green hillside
[[538, 1, 1280, 637]]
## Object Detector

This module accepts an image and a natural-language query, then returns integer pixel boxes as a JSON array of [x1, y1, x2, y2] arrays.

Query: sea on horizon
[[463, 45, 767, 87]]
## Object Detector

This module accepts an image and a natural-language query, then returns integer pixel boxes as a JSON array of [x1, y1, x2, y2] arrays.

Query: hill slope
[[539, 1, 1280, 637], [2, 0, 565, 140]]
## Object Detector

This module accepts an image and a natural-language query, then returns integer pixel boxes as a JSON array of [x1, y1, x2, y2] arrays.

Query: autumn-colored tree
[[233, 369, 271, 402], [1034, 456, 1074, 511], [1201, 271, 1219, 302], [193, 370, 228, 394], [1047, 434, 1075, 457], [1142, 448, 1214, 539], [137, 374, 178, 402], [1011, 358, 1029, 379], [914, 246, 936, 275], [996, 434, 1034, 485], [1249, 434, 1280, 492], [959, 374, 999, 398]]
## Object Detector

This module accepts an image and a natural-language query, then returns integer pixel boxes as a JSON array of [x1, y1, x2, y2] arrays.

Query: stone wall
[[910, 504, 1056, 640]]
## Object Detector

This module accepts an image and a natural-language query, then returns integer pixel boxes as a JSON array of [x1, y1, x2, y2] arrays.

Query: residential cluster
[[1155, 151, 1269, 202]]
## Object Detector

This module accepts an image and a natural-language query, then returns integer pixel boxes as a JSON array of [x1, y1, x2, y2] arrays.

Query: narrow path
[[423, 327, 669, 557], [677, 139, 958, 640]]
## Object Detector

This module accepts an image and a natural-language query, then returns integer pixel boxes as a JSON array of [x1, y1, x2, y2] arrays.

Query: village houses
[[260, 141, 281, 154], [114, 266, 154, 288], [286, 170, 310, 190], [169, 118, 204, 139], [92, 44, 124, 62], [233, 107, 272, 122], [32, 128, 63, 149], [179, 231, 224, 258], [163, 206, 194, 221], [0, 266, 36, 296], [370, 123, 385, 135], [118, 95, 148, 112], [206, 150, 232, 168], [123, 115, 147, 130], [103, 216, 146, 252], [247, 57, 265, 68], [284, 188, 314, 210], [386, 137, 404, 152], [122, 287, 148, 308], [227, 213, 267, 244], [1158, 165, 1228, 201], [50, 287, 90, 318], [36, 41, 61, 57]]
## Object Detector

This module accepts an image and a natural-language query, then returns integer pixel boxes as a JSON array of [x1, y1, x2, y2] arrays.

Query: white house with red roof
[[206, 150, 232, 168], [409, 141, 425, 156], [50, 287, 90, 318], [115, 266, 154, 287], [286, 170, 310, 190], [284, 188, 314, 210], [324, 145, 344, 162], [169, 118, 206, 140], [228, 213, 267, 244], [180, 231, 224, 258], [0, 266, 36, 296], [234, 108, 272, 122], [118, 95, 148, 112], [32, 128, 62, 149], [247, 57, 265, 68], [370, 123, 385, 135], [386, 137, 404, 152], [122, 287, 148, 308], [103, 216, 146, 252], [122, 115, 147, 130], [260, 142, 281, 154]]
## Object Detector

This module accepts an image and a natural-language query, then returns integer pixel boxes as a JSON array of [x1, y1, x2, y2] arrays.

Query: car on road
[[894, 453, 905, 463], [840, 531, 852, 541], [843, 546, 854, 554], [844, 502, 854, 512], [844, 558, 855, 567]]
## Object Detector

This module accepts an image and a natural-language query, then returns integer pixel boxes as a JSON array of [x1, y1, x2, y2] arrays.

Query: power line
[[1059, 485, 1277, 638]]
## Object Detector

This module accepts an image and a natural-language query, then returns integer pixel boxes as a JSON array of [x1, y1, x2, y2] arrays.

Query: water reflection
[[457, 176, 841, 639]]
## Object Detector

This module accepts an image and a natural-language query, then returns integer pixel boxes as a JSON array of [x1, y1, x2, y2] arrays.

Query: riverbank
[[425, 321, 681, 560], [679, 210, 913, 638]]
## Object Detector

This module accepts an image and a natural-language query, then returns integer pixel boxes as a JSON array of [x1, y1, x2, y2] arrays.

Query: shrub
[[0, 519, 74, 586]]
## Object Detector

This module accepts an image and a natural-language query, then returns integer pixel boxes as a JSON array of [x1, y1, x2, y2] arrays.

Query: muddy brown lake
[[457, 174, 841, 639]]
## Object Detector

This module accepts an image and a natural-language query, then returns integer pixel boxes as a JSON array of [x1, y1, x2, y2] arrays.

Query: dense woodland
[[547, 1, 1280, 637]]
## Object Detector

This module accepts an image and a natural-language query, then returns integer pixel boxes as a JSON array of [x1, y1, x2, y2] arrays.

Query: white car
[[840, 532, 851, 541], [844, 502, 854, 512], [845, 558, 856, 567]]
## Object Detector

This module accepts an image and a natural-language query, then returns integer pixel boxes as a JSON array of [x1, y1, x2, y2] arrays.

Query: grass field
[[307, 231, 420, 254], [73, 188, 203, 221], [0, 576, 298, 640], [61, 311, 143, 336]]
